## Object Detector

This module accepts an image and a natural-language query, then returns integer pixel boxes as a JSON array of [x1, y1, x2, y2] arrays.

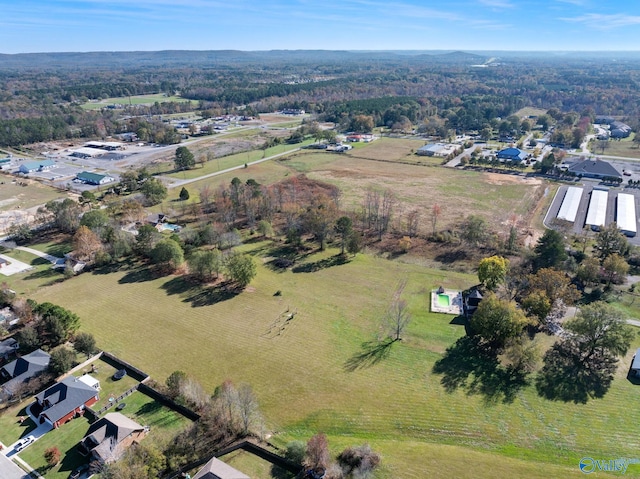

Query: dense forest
[[1, 50, 640, 147]]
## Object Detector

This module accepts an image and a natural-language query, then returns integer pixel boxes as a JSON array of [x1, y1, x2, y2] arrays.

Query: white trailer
[[585, 189, 608, 231], [557, 187, 583, 223], [617, 193, 637, 237]]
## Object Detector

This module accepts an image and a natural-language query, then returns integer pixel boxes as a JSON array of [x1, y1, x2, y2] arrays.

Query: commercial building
[[585, 188, 608, 231], [557, 187, 583, 223], [616, 193, 637, 237]]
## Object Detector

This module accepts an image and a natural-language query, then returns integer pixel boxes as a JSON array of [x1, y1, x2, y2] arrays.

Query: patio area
[[430, 288, 462, 315]]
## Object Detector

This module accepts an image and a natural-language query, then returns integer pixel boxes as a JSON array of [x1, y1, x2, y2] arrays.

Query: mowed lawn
[[80, 94, 190, 110], [27, 243, 640, 478]]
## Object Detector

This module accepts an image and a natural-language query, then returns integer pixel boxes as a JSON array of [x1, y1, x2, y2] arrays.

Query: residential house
[[78, 412, 147, 463], [0, 349, 51, 396], [19, 159, 56, 174], [35, 376, 99, 428], [463, 289, 483, 318], [192, 457, 250, 479], [0, 337, 19, 361], [76, 171, 115, 185], [496, 147, 528, 162], [568, 159, 622, 180]]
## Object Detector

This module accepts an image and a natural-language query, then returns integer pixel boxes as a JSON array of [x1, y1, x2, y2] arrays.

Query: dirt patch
[[483, 172, 542, 186]]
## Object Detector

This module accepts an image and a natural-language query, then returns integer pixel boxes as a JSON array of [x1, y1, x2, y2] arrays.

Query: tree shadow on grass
[[432, 336, 529, 404], [161, 277, 240, 307], [343, 339, 395, 372], [535, 342, 615, 404], [434, 248, 469, 264], [136, 400, 162, 417], [23, 267, 61, 281], [292, 254, 349, 273], [118, 266, 158, 284]]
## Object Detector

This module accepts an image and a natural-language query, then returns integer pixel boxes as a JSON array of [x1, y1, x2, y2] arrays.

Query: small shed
[[79, 374, 101, 391], [632, 348, 640, 377]]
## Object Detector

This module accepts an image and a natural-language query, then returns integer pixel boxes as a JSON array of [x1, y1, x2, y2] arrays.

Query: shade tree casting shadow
[[432, 336, 529, 404], [292, 253, 349, 273], [161, 276, 241, 307], [535, 341, 616, 404], [343, 339, 395, 372]]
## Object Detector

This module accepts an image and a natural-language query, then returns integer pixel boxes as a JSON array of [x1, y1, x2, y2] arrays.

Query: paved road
[[0, 454, 30, 479], [444, 143, 484, 167]]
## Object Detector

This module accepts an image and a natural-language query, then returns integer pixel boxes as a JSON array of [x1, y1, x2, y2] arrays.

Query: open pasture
[[276, 146, 547, 235], [28, 244, 640, 478], [81, 93, 190, 110]]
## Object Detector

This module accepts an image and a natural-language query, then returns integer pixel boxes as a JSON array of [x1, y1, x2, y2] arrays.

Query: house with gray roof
[[35, 375, 99, 428], [632, 348, 640, 377], [568, 159, 621, 180], [0, 337, 19, 361], [78, 412, 147, 463], [0, 349, 50, 397], [192, 457, 250, 479]]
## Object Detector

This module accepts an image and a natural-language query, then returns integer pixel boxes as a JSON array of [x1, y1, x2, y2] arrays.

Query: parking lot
[[546, 181, 640, 246]]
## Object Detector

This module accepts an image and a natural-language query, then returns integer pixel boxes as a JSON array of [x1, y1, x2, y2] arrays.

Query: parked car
[[14, 435, 35, 452]]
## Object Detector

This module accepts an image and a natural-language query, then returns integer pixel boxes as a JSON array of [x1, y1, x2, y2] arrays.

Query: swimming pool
[[162, 223, 181, 232], [437, 293, 451, 307]]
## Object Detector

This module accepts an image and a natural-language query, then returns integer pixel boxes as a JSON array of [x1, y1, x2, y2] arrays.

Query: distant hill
[[1, 49, 639, 71]]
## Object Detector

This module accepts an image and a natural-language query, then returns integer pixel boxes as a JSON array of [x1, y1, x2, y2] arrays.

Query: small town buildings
[[76, 171, 115, 185], [567, 159, 622, 180], [84, 141, 124, 151], [70, 148, 105, 159], [0, 349, 51, 396], [35, 375, 99, 428], [19, 159, 56, 173], [192, 456, 250, 479], [78, 412, 147, 463], [496, 147, 528, 162], [417, 143, 452, 157]]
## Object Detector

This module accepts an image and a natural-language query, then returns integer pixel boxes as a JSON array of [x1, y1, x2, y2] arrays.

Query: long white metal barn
[[585, 188, 608, 231], [557, 186, 583, 223], [617, 193, 637, 237]]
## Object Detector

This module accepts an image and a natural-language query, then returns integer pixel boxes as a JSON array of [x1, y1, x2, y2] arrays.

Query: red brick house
[[35, 376, 99, 428]]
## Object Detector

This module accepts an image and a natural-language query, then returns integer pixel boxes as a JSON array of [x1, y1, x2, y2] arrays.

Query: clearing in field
[[80, 93, 190, 110], [275, 144, 547, 235]]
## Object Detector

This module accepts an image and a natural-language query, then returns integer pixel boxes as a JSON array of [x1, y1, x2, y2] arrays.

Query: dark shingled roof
[[36, 376, 98, 424], [568, 159, 621, 178], [1, 349, 50, 388]]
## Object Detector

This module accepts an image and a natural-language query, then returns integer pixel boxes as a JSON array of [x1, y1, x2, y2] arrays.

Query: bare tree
[[384, 280, 412, 341], [431, 203, 441, 236], [406, 209, 420, 237], [237, 383, 262, 436]]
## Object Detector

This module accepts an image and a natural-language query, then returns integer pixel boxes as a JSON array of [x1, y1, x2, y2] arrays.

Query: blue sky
[[2, 0, 640, 53]]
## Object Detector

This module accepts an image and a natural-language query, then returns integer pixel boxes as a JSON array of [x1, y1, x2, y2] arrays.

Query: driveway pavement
[[0, 255, 32, 276], [15, 246, 62, 264]]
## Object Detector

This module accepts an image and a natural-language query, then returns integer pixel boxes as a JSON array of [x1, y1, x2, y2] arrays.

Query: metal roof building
[[557, 186, 583, 223], [616, 193, 637, 237], [585, 189, 608, 231]]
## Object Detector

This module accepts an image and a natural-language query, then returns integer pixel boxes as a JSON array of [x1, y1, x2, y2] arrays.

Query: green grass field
[[22, 241, 640, 478], [161, 140, 314, 180], [80, 94, 190, 110], [589, 134, 640, 159], [0, 178, 66, 211]]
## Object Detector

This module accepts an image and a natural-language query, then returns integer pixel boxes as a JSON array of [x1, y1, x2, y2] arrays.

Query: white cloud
[[564, 13, 640, 29], [478, 0, 514, 8]]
